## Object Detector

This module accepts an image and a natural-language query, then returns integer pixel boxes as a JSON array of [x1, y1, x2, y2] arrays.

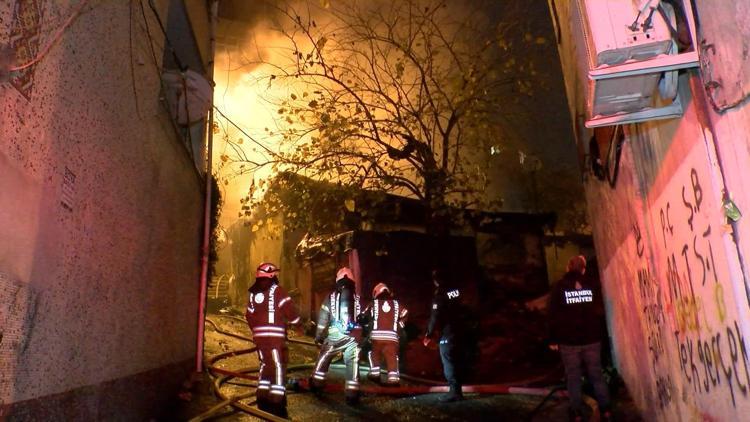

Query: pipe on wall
[[196, 0, 220, 374]]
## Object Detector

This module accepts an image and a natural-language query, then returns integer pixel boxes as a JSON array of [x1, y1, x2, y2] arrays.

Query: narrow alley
[[1, 1, 750, 421]]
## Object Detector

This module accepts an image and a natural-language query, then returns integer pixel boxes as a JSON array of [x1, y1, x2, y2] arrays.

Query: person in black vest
[[423, 269, 467, 402], [549, 255, 611, 422]]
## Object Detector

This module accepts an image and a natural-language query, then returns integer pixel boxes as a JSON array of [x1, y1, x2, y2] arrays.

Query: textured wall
[[0, 0, 204, 415], [550, 0, 750, 420]]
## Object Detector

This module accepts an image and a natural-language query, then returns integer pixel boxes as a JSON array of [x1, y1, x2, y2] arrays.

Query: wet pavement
[[172, 313, 643, 421]]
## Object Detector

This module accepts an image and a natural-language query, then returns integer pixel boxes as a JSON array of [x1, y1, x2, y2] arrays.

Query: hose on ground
[[197, 315, 569, 421]]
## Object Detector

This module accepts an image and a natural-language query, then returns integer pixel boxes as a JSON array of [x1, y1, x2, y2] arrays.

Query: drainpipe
[[196, 0, 220, 374]]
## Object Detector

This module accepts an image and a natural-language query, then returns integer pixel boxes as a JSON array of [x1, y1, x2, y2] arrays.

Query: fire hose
[[191, 315, 577, 421]]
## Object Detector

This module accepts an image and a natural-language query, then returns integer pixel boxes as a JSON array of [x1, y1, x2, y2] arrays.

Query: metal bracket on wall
[[589, 50, 699, 80], [586, 89, 685, 127], [582, 0, 701, 128]]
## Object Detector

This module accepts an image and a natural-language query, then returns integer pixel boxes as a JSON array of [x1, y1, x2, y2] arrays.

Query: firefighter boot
[[268, 398, 288, 419], [345, 390, 360, 405], [309, 376, 325, 394], [367, 373, 380, 383], [256, 394, 270, 413]]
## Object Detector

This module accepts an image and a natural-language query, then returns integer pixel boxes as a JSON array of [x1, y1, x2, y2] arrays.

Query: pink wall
[[550, 0, 750, 419], [0, 0, 206, 415]]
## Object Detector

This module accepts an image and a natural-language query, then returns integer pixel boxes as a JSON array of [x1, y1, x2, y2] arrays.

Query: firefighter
[[245, 262, 302, 418], [311, 267, 363, 404], [549, 255, 611, 422], [364, 282, 408, 385], [423, 269, 467, 402]]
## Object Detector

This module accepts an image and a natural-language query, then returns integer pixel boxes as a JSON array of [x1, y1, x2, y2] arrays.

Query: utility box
[[582, 0, 672, 67], [571, 0, 700, 127]]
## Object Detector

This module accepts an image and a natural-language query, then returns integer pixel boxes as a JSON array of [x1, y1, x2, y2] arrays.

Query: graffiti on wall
[[674, 321, 750, 406], [634, 222, 674, 409], [653, 165, 750, 408]]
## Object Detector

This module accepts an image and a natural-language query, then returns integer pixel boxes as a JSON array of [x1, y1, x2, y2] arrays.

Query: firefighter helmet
[[256, 262, 280, 279], [372, 282, 390, 298], [336, 267, 355, 282]]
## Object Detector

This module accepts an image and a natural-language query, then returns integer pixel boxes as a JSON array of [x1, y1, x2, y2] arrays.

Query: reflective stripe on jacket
[[246, 282, 301, 339], [316, 290, 361, 339], [370, 298, 407, 343]]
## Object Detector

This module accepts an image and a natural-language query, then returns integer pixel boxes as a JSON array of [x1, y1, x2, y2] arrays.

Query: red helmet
[[336, 267, 354, 282], [256, 262, 280, 278], [372, 282, 390, 298]]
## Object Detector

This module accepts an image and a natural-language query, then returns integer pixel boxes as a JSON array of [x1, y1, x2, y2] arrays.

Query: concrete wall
[[550, 1, 750, 420], [0, 0, 205, 418]]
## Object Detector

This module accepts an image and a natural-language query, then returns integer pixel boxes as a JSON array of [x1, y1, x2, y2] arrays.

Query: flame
[[212, 24, 315, 224]]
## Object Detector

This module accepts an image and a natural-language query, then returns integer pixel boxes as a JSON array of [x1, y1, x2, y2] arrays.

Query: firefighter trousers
[[256, 342, 288, 406], [368, 340, 399, 384], [312, 335, 361, 395]]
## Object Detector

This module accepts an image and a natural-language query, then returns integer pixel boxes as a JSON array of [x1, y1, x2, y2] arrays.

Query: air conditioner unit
[[572, 0, 700, 127]]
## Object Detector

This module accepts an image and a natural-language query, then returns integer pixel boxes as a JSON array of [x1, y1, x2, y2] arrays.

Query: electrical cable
[[605, 125, 624, 189], [10, 0, 90, 71], [138, 0, 162, 74], [702, 71, 750, 113], [145, 0, 185, 71], [128, 0, 142, 120], [212, 105, 281, 158], [136, 0, 200, 165]]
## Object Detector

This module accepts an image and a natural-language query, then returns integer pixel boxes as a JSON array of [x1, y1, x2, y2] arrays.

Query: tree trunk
[[423, 170, 450, 237]]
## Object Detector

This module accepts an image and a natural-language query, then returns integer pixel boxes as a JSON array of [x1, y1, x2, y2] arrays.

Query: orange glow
[[212, 26, 316, 223]]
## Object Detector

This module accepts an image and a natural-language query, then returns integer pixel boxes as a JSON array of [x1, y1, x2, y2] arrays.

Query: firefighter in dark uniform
[[245, 262, 302, 417], [423, 269, 466, 402], [364, 282, 408, 385], [311, 267, 364, 404], [549, 255, 611, 421]]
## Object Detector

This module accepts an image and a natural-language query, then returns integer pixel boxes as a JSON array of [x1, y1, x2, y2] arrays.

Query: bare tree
[[231, 0, 540, 233]]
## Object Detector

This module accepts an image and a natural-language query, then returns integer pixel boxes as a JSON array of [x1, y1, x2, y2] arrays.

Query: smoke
[[213, 2, 303, 225], [212, 0, 501, 225], [212, 0, 574, 227]]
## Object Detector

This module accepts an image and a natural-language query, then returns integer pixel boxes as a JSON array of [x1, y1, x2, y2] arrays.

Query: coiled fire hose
[[190, 315, 573, 421]]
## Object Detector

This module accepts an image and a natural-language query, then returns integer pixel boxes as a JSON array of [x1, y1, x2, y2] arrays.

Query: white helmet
[[336, 267, 354, 282], [372, 282, 390, 298]]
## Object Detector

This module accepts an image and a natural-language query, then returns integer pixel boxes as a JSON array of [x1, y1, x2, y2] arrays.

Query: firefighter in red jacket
[[311, 267, 363, 404], [364, 282, 408, 385], [245, 262, 301, 417]]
